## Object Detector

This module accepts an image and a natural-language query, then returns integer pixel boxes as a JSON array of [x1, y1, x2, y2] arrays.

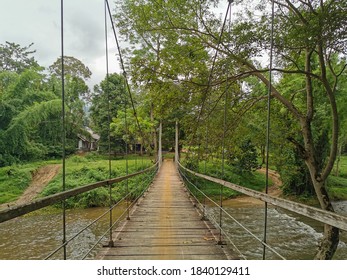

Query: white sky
[[0, 0, 120, 88]]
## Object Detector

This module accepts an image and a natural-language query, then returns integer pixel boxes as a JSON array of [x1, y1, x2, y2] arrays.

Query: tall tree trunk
[[309, 175, 339, 259], [301, 120, 339, 259]]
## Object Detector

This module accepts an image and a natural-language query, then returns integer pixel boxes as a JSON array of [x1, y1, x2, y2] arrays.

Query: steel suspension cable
[[124, 79, 130, 220], [104, 0, 114, 247], [178, 166, 285, 260], [82, 168, 156, 259], [194, 0, 233, 131], [263, 0, 275, 260], [105, 0, 145, 145], [60, 0, 67, 260], [219, 83, 228, 244]]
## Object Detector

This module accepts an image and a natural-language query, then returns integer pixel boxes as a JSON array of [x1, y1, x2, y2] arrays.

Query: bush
[[228, 139, 258, 173]]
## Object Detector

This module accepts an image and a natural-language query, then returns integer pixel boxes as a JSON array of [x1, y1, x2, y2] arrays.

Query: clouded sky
[[0, 0, 120, 87]]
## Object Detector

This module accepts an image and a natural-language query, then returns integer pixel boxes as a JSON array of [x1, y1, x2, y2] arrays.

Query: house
[[77, 127, 100, 151]]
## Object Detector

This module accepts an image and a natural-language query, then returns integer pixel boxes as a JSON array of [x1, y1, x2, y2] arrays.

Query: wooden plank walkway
[[96, 160, 235, 260]]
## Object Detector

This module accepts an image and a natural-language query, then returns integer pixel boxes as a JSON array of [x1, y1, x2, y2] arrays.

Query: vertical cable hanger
[[263, 0, 275, 260], [105, 0, 145, 145], [124, 81, 130, 220], [60, 0, 67, 260], [194, 0, 233, 134], [104, 0, 114, 247], [218, 0, 233, 246]]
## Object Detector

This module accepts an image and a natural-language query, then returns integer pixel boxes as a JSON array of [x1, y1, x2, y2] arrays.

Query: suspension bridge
[[1, 0, 347, 260]]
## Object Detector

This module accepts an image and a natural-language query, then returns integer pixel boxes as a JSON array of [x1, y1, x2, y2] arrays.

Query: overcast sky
[[0, 0, 120, 87]]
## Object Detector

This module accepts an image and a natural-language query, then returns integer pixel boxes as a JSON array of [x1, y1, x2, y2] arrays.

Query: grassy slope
[[0, 160, 60, 204]]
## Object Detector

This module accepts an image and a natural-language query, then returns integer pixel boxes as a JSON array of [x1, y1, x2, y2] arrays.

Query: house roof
[[85, 127, 100, 141], [78, 127, 100, 142]]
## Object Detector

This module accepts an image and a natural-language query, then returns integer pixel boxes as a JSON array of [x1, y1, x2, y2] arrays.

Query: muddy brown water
[[0, 202, 346, 260]]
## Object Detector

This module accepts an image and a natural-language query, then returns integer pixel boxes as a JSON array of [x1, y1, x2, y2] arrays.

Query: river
[[0, 202, 346, 260]]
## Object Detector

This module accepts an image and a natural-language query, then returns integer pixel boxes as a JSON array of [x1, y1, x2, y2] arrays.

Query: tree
[[48, 56, 92, 145], [115, 0, 347, 259], [0, 42, 39, 73], [0, 69, 63, 165], [90, 73, 127, 153], [48, 56, 92, 101]]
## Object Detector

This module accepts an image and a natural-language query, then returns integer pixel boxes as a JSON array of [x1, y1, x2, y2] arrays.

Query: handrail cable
[[179, 161, 347, 230], [82, 167, 157, 259], [263, 0, 275, 260], [179, 165, 285, 260], [45, 165, 157, 259], [178, 167, 246, 260]]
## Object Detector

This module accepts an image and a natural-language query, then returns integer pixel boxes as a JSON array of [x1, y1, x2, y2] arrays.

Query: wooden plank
[[179, 162, 347, 232], [96, 161, 235, 260], [0, 164, 157, 223]]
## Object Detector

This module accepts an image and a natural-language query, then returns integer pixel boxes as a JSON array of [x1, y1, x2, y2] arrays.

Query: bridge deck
[[96, 160, 235, 260]]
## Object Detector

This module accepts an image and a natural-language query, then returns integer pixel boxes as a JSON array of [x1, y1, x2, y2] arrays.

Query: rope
[[263, 0, 275, 260]]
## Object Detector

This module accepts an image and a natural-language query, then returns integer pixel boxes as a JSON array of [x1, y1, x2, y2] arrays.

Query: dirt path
[[223, 168, 283, 207], [1, 165, 61, 210]]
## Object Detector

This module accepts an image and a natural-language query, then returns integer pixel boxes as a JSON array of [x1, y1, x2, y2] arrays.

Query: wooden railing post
[[158, 121, 163, 168], [175, 121, 179, 166]]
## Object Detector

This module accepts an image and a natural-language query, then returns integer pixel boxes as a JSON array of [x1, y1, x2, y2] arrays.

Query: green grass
[[326, 155, 347, 201], [327, 175, 347, 201], [0, 154, 155, 207]]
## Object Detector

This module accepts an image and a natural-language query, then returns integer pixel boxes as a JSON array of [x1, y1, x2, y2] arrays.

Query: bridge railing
[[0, 162, 158, 259], [178, 161, 347, 259]]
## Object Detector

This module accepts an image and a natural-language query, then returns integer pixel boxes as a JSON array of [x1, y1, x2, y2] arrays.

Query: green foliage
[[0, 42, 39, 73], [49, 56, 92, 80], [40, 155, 154, 208], [90, 73, 127, 153], [228, 139, 258, 173], [0, 43, 93, 166]]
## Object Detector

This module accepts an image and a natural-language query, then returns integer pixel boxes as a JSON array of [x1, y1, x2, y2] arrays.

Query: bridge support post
[[175, 121, 179, 166], [158, 121, 162, 168]]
